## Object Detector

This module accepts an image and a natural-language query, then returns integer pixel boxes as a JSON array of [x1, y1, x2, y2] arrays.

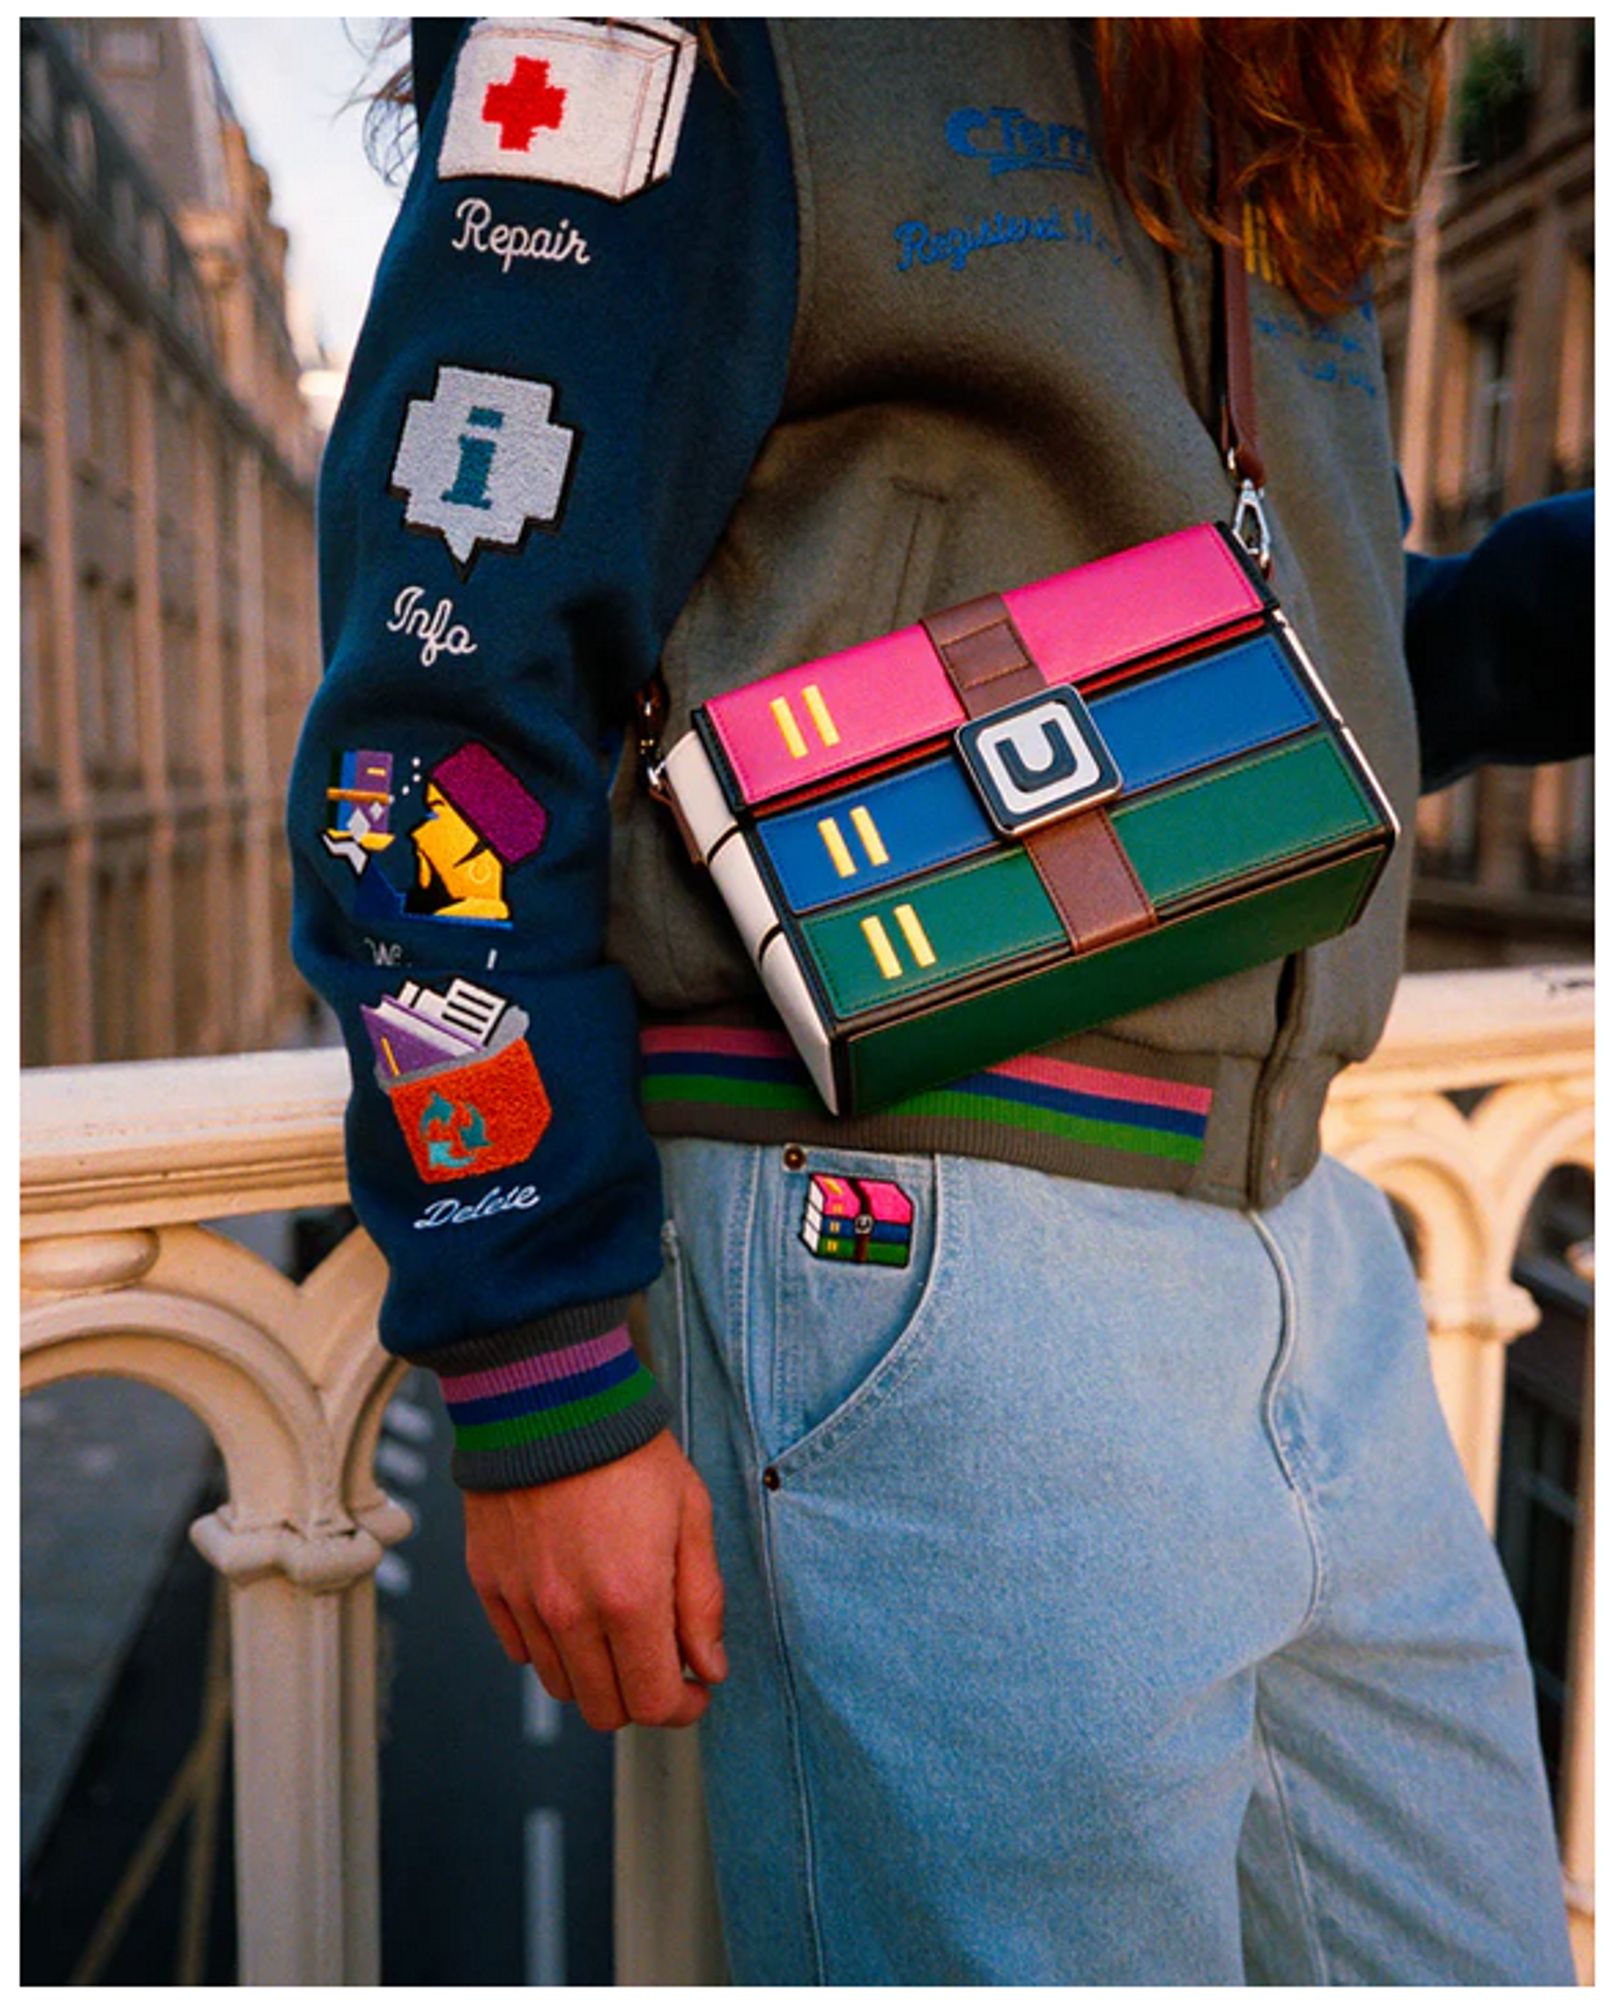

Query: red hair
[[1095, 20, 1449, 316]]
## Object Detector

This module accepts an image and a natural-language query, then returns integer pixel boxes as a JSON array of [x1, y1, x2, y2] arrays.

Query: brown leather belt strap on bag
[[922, 595, 1157, 955], [922, 594, 1047, 715]]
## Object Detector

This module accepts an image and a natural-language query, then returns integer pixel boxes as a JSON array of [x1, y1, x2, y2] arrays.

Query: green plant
[[1457, 32, 1532, 169]]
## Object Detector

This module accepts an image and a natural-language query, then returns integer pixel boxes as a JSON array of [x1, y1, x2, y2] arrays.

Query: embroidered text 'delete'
[[414, 1184, 542, 1228]]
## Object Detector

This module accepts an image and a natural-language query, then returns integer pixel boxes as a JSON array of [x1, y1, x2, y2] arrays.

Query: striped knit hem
[[413, 1292, 642, 1379], [441, 1322, 651, 1450], [420, 1302, 673, 1490], [641, 1024, 1217, 1191], [449, 1373, 672, 1492]]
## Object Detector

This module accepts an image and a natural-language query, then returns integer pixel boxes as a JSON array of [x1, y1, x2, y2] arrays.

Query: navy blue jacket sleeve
[[287, 19, 796, 1489], [1403, 486, 1594, 795]]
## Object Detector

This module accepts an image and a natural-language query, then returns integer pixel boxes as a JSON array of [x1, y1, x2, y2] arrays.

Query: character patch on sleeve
[[350, 741, 547, 929], [390, 366, 580, 576], [800, 1173, 914, 1268], [364, 975, 552, 1181], [324, 748, 396, 875], [438, 18, 697, 201]]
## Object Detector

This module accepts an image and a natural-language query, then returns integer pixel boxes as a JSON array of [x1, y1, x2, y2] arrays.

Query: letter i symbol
[[440, 405, 505, 511]]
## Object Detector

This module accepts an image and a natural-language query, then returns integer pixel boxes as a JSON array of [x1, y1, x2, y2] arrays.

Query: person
[[290, 18, 1591, 1983]]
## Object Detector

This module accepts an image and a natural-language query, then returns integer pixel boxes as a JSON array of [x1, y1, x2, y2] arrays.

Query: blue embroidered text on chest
[[1255, 306, 1380, 400], [946, 106, 1096, 179], [894, 205, 1122, 276]]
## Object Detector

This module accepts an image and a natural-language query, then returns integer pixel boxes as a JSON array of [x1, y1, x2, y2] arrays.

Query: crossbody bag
[[636, 121, 1398, 1115]]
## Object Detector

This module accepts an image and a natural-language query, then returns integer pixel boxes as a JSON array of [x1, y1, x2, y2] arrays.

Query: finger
[[523, 1621, 575, 1705], [608, 1602, 710, 1730], [477, 1590, 529, 1664], [675, 1485, 728, 1686], [554, 1624, 631, 1734], [506, 1595, 577, 1705]]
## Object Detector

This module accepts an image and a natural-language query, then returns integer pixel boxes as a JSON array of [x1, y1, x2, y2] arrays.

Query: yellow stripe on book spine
[[818, 816, 857, 879], [802, 683, 840, 746], [850, 805, 888, 865], [893, 902, 936, 967], [860, 915, 903, 981], [770, 696, 809, 759]]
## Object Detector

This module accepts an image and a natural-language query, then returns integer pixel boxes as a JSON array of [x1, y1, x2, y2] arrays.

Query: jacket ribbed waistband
[[638, 1017, 1342, 1210]]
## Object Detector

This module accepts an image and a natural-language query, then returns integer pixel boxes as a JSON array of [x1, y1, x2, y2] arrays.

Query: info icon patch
[[955, 683, 1122, 837]]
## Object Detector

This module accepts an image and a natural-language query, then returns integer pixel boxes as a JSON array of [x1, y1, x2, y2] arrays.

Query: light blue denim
[[644, 1137, 1576, 1986]]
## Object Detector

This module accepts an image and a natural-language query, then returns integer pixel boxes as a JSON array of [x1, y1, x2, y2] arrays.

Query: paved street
[[21, 1378, 214, 1867], [376, 1372, 617, 1985]]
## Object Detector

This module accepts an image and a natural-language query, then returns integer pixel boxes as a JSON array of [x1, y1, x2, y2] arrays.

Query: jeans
[[644, 1137, 1576, 1985]]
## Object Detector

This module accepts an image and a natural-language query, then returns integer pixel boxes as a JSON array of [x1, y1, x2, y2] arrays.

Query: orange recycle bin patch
[[362, 975, 551, 1183]]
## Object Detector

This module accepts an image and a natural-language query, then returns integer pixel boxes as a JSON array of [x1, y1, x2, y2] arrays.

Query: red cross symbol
[[481, 57, 567, 152]]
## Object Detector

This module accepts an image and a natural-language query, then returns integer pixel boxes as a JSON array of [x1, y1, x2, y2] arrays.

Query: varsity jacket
[[288, 19, 1593, 1492]]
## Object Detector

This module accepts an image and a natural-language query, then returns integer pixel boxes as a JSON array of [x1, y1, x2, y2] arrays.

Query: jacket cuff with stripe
[[419, 1296, 672, 1490]]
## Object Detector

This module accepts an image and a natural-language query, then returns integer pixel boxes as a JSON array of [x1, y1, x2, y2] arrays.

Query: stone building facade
[[21, 18, 320, 1068], [1378, 18, 1594, 971]]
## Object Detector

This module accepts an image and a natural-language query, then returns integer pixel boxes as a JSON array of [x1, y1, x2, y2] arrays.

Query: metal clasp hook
[[634, 675, 673, 804], [1231, 476, 1272, 577]]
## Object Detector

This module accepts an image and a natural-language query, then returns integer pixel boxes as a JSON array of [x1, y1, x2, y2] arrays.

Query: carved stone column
[[21, 1213, 407, 1985]]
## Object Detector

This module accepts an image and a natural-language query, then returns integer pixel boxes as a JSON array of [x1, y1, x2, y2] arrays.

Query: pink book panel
[[858, 1177, 915, 1229], [705, 524, 1265, 806]]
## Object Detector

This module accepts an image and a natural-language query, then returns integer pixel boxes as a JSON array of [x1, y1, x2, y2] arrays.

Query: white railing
[[20, 968, 1594, 1985]]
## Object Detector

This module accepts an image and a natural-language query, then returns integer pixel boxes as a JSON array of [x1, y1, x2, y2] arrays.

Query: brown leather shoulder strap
[[1216, 105, 1265, 492]]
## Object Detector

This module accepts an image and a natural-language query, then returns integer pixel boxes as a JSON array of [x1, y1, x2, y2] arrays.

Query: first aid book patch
[[439, 18, 697, 202]]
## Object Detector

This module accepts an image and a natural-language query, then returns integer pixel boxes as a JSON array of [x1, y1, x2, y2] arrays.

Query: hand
[[462, 1430, 727, 1732]]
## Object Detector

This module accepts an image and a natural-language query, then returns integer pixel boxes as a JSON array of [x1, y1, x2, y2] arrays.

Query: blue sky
[[203, 17, 404, 361]]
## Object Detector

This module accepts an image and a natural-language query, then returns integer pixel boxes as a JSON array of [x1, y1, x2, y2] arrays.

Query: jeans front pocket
[[749, 1143, 948, 1471]]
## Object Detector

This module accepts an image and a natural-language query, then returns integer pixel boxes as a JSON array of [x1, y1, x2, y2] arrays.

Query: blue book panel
[[757, 629, 1320, 914]]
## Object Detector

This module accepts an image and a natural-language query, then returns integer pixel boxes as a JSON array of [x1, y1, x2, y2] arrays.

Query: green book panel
[[803, 728, 1380, 1026], [803, 848, 1062, 1019], [845, 847, 1383, 1112], [1112, 732, 1379, 906]]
